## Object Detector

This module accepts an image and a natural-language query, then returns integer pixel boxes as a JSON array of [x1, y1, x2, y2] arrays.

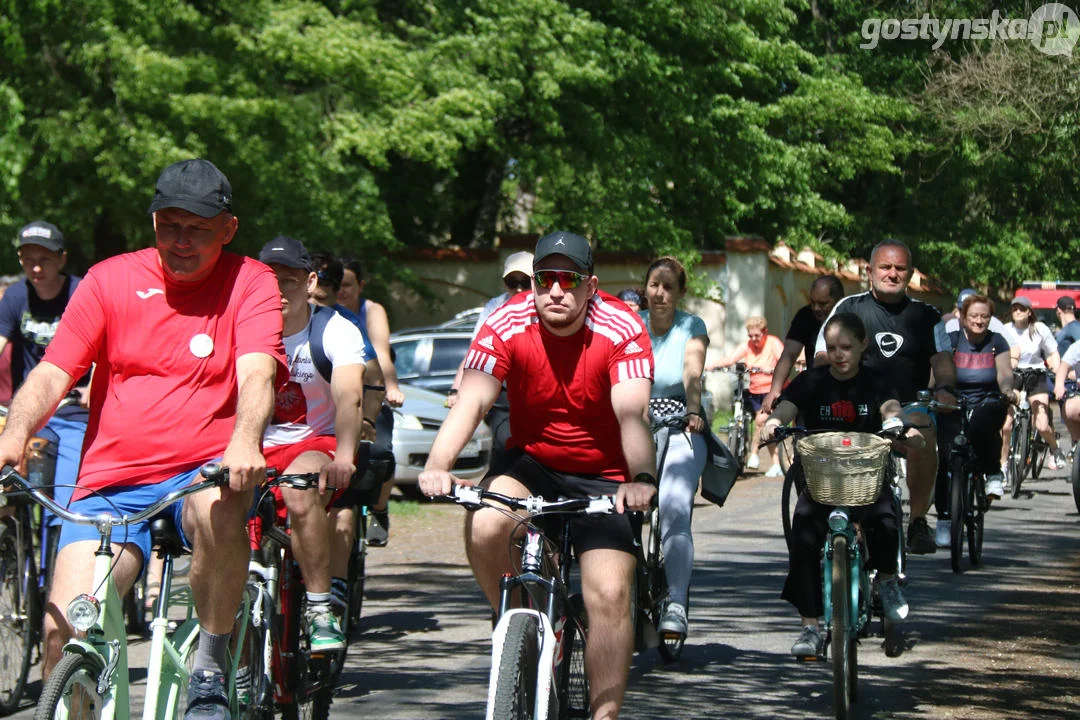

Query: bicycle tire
[[969, 475, 985, 567], [781, 471, 797, 551], [555, 593, 589, 720], [950, 454, 967, 574], [741, 413, 754, 469], [1007, 415, 1027, 495], [33, 651, 105, 720], [1017, 413, 1033, 483], [0, 518, 33, 714], [1073, 441, 1080, 514], [345, 511, 367, 635], [235, 583, 273, 720], [727, 416, 745, 472], [830, 534, 853, 720], [490, 613, 540, 720], [280, 561, 333, 720], [1029, 438, 1049, 481]]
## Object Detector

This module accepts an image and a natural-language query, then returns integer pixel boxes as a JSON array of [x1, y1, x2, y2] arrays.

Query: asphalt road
[[11, 460, 1080, 719]]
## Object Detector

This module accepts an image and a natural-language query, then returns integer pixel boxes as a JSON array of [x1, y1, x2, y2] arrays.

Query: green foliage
[[0, 0, 1074, 301]]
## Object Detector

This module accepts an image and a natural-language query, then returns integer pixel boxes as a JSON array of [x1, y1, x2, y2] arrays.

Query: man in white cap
[[447, 251, 534, 466]]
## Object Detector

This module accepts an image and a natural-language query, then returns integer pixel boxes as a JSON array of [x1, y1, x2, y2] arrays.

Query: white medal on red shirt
[[189, 333, 214, 358]]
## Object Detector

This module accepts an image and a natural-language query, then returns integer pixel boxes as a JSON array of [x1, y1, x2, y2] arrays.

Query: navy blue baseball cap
[[148, 159, 233, 218]]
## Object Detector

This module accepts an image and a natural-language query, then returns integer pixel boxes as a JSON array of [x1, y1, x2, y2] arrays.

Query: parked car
[[392, 383, 492, 497], [390, 328, 474, 394]]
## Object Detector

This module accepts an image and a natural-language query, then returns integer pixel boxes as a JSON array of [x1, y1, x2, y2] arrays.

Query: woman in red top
[[708, 316, 785, 476]]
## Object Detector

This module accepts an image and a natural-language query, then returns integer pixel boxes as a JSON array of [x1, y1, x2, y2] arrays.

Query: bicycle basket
[[795, 433, 890, 506]]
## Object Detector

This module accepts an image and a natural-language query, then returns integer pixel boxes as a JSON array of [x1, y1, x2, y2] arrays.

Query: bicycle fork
[[822, 512, 866, 639]]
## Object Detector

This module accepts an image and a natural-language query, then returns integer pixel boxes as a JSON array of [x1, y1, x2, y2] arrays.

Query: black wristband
[[362, 417, 377, 428], [448, 388, 459, 395], [634, 472, 658, 487], [688, 411, 706, 420]]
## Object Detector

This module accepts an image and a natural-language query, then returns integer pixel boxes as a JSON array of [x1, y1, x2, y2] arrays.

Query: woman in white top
[[1002, 296, 1065, 471]]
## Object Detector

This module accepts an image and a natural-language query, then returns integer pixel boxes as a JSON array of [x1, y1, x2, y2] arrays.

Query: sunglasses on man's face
[[533, 270, 588, 290], [505, 278, 531, 292]]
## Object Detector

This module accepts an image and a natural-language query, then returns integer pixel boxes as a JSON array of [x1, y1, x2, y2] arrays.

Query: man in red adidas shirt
[[0, 159, 285, 719], [419, 231, 656, 720]]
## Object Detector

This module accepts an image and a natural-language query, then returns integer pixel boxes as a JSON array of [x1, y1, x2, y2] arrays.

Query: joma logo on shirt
[[20, 313, 59, 347]]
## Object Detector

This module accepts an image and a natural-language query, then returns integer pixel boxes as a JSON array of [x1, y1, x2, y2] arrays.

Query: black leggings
[[934, 397, 1008, 518], [782, 463, 899, 619]]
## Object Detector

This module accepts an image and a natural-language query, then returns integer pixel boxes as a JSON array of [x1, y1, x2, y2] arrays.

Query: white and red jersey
[[43, 248, 286, 497], [265, 307, 369, 447], [464, 290, 653, 482]]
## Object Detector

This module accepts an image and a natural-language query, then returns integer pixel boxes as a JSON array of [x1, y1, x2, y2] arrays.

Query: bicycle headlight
[[67, 594, 100, 632], [827, 510, 849, 533]]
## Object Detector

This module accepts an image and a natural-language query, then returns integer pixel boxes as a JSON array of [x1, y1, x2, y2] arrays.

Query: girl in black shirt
[[764, 313, 918, 658]]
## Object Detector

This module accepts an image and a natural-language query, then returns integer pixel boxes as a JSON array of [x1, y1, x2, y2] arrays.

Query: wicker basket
[[796, 432, 890, 506]]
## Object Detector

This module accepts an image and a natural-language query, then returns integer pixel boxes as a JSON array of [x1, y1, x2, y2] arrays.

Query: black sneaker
[[906, 517, 937, 555], [186, 670, 229, 720], [366, 511, 389, 547]]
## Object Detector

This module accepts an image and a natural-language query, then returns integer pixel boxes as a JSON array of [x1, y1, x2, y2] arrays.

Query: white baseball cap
[[502, 251, 534, 279]]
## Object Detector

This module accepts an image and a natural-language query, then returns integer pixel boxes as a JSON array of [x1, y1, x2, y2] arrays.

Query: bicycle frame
[[821, 511, 869, 638]]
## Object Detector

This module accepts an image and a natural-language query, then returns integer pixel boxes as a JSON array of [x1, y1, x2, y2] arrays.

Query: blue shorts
[[56, 466, 204, 570]]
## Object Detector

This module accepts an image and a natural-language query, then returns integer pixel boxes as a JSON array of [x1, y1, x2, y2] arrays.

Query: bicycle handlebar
[[443, 484, 617, 516]]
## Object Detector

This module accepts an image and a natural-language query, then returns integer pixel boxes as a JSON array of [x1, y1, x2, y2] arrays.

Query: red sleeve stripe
[[465, 349, 498, 374], [617, 358, 652, 382]]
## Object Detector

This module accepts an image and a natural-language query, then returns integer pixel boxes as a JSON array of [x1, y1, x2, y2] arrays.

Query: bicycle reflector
[[67, 593, 101, 632]]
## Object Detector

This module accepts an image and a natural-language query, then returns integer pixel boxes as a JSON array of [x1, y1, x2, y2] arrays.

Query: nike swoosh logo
[[136, 289, 165, 299]]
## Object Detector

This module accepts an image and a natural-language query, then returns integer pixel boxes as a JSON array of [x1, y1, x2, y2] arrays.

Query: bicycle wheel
[[741, 413, 754, 468], [1007, 415, 1028, 495], [0, 518, 33, 714], [235, 583, 273, 720], [554, 593, 589, 720], [345, 511, 367, 635], [830, 534, 854, 720], [949, 455, 967, 574], [969, 475, 985, 567], [1072, 441, 1080, 514], [1029, 438, 1049, 481], [280, 567, 333, 720], [727, 417, 745, 472], [33, 651, 106, 720], [490, 613, 540, 720]]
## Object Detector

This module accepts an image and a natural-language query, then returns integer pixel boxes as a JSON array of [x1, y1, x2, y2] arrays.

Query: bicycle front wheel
[[949, 455, 967, 574], [969, 476, 985, 567], [235, 583, 273, 720], [345, 512, 367, 635], [0, 518, 34, 714], [1007, 415, 1028, 494], [830, 535, 854, 720], [1072, 442, 1080, 514], [490, 613, 540, 720], [33, 651, 105, 720]]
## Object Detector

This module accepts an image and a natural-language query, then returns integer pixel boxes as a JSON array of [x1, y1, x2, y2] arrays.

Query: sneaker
[[306, 609, 346, 652], [985, 473, 1004, 500], [1050, 449, 1068, 471], [877, 578, 909, 622], [746, 454, 760, 471], [906, 517, 936, 555], [366, 511, 389, 547], [934, 519, 951, 548], [790, 625, 825, 659], [764, 463, 784, 478], [658, 602, 688, 636], [186, 670, 229, 720]]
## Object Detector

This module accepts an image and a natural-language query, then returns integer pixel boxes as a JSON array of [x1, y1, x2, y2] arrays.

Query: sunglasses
[[505, 278, 531, 292], [533, 270, 588, 290]]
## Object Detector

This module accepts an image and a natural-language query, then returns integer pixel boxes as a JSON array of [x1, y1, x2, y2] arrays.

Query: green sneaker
[[306, 609, 345, 652]]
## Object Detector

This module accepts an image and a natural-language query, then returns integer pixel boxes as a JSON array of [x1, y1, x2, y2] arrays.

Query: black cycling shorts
[[482, 450, 637, 557]]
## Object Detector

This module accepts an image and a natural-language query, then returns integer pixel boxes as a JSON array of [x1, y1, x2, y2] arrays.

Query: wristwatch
[[633, 472, 658, 487]]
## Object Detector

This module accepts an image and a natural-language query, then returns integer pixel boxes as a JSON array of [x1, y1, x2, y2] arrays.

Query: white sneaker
[[934, 519, 951, 548], [1050, 449, 1068, 470], [746, 454, 760, 471], [764, 464, 783, 478], [985, 474, 1005, 500]]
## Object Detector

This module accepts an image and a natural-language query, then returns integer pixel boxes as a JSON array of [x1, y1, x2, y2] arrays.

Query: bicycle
[[240, 471, 345, 720], [768, 423, 908, 720], [443, 484, 620, 720], [939, 393, 1011, 574], [713, 363, 769, 473], [0, 462, 259, 720], [1006, 368, 1052, 496]]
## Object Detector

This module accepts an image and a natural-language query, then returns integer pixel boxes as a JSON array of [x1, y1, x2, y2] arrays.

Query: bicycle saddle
[[150, 516, 189, 558]]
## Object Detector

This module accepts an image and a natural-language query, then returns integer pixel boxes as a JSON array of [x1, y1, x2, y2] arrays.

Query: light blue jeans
[[656, 427, 708, 608]]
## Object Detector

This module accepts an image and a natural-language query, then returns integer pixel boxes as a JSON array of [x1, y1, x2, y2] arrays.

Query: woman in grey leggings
[[639, 257, 709, 638]]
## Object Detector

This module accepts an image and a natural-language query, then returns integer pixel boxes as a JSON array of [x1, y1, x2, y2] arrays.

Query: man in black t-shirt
[[813, 239, 958, 555], [763, 275, 844, 414]]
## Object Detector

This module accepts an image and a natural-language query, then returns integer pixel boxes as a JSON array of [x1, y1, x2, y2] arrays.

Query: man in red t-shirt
[[419, 231, 656, 720], [0, 159, 285, 719]]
